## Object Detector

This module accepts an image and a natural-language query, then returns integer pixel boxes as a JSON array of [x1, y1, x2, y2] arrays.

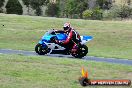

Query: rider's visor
[[63, 27, 69, 30]]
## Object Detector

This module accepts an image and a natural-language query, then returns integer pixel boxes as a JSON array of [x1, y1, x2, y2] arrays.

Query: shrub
[[82, 10, 93, 19], [102, 5, 120, 19], [0, 8, 3, 13], [83, 8, 103, 20], [103, 5, 132, 20], [119, 5, 132, 19], [92, 7, 103, 20]]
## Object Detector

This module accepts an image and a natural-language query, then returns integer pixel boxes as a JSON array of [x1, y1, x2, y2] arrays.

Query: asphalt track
[[0, 49, 132, 66]]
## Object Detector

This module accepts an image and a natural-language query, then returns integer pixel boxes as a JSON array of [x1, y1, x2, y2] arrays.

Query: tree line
[[0, 0, 132, 20], [47, 0, 132, 20]]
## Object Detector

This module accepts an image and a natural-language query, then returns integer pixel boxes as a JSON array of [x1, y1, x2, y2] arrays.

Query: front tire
[[35, 43, 49, 55]]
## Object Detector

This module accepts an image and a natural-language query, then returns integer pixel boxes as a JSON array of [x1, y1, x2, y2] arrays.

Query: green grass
[[0, 54, 132, 88], [0, 14, 132, 59]]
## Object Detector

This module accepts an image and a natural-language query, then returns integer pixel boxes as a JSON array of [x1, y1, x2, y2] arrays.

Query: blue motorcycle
[[35, 30, 93, 58]]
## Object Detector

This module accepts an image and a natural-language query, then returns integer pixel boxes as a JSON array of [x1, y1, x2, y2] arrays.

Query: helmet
[[63, 22, 70, 30]]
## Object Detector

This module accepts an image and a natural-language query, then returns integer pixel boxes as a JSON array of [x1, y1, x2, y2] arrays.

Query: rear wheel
[[71, 45, 88, 58], [35, 43, 50, 55], [80, 45, 88, 57]]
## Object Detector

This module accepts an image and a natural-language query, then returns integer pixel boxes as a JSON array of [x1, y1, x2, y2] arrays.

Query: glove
[[56, 40, 59, 43], [59, 41, 63, 45], [55, 40, 63, 45], [51, 31, 56, 35]]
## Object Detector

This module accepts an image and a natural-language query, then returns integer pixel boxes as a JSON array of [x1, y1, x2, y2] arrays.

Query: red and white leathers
[[55, 27, 81, 52], [63, 28, 81, 45]]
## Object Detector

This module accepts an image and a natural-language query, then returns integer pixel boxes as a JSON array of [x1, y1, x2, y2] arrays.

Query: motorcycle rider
[[54, 22, 81, 53]]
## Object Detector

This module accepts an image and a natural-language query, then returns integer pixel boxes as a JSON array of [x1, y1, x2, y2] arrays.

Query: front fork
[[39, 40, 47, 49]]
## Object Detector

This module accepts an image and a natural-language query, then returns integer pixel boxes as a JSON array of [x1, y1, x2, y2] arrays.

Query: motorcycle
[[35, 30, 93, 58]]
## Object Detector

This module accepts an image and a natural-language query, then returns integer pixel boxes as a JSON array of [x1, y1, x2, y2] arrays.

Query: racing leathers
[[55, 28, 81, 51]]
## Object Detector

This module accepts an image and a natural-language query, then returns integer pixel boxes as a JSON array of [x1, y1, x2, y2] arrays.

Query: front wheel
[[35, 43, 50, 55]]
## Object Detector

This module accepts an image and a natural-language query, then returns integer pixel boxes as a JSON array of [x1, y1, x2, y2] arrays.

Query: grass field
[[0, 14, 132, 88], [0, 14, 132, 59], [0, 54, 132, 88]]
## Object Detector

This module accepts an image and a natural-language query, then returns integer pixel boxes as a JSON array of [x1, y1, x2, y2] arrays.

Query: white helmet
[[63, 22, 70, 30]]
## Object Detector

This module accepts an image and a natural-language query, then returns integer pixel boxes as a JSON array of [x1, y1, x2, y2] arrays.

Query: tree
[[127, 0, 131, 5], [65, 0, 77, 18], [57, 0, 66, 17], [65, 0, 88, 18], [22, 0, 49, 16], [6, 0, 23, 15], [46, 2, 59, 17], [0, 0, 5, 12], [0, 0, 4, 7], [96, 0, 112, 10], [76, 0, 88, 18], [22, 0, 49, 7]]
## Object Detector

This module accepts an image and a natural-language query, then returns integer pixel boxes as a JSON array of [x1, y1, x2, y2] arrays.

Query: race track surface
[[0, 49, 132, 66]]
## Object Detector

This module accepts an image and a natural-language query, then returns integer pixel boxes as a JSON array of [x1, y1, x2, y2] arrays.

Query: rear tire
[[35, 43, 49, 55], [80, 45, 88, 57], [71, 45, 88, 58]]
